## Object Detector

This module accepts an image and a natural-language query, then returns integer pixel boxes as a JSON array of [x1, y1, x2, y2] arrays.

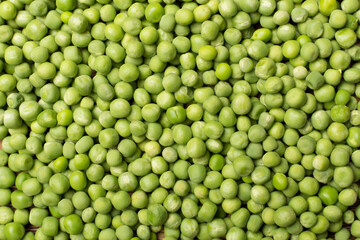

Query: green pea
[[4, 222, 25, 240], [330, 50, 351, 70], [274, 206, 296, 227], [273, 173, 288, 190], [299, 177, 319, 196], [166, 106, 186, 124], [284, 108, 307, 129], [247, 40, 270, 60], [180, 218, 199, 239], [233, 155, 254, 177], [144, 2, 164, 23]]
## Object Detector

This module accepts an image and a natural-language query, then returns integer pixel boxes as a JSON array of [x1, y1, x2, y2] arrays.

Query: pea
[[274, 206, 297, 227], [351, 220, 360, 237], [0, 166, 15, 188], [284, 108, 307, 129], [147, 203, 168, 226], [4, 222, 25, 240], [330, 50, 351, 70], [181, 218, 199, 238], [11, 190, 33, 209], [63, 214, 83, 235], [145, 2, 164, 23], [233, 155, 254, 177], [273, 173, 288, 190]]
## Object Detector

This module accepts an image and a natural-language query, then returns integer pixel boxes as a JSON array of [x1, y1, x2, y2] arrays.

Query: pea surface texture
[[1, 0, 360, 239]]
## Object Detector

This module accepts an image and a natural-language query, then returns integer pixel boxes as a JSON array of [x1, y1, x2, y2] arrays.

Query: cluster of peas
[[2, 0, 360, 239]]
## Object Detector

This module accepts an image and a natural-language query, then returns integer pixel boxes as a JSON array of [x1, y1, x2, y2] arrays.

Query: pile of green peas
[[1, 0, 360, 239]]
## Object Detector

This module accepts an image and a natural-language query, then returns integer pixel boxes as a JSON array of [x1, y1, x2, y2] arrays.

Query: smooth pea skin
[[233, 155, 254, 177], [4, 222, 25, 240], [274, 206, 296, 227], [284, 108, 307, 129], [63, 214, 83, 235]]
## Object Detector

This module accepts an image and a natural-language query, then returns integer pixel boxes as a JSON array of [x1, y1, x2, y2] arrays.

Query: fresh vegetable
[[0, 0, 360, 239]]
